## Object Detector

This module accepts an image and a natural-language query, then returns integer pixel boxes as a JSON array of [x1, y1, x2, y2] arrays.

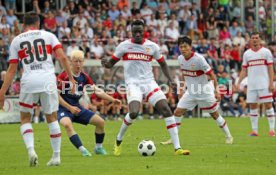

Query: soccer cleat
[[269, 130, 275, 137], [94, 147, 107, 155], [249, 131, 259, 136], [175, 148, 190, 155], [113, 141, 122, 156], [46, 157, 61, 166], [29, 153, 38, 167], [81, 149, 92, 157], [225, 136, 234, 144], [160, 139, 172, 145]]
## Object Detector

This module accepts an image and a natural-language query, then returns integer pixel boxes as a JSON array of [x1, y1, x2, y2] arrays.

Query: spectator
[[82, 23, 94, 39], [66, 40, 79, 57], [206, 15, 219, 39], [0, 1, 6, 15], [185, 15, 202, 40], [5, 9, 17, 28], [0, 37, 8, 72], [73, 11, 88, 30], [165, 22, 179, 42], [121, 5, 132, 19], [108, 4, 120, 22], [178, 4, 191, 34], [229, 21, 241, 38], [117, 0, 129, 10], [114, 14, 127, 29], [58, 21, 71, 39], [79, 37, 91, 59], [0, 16, 10, 30], [219, 26, 231, 45], [43, 11, 57, 34], [131, 1, 140, 16], [5, 0, 16, 10], [232, 31, 246, 48], [244, 15, 255, 33], [140, 4, 153, 22], [104, 38, 116, 57], [90, 37, 104, 59]]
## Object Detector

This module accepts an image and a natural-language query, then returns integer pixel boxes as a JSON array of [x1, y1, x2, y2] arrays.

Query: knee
[[160, 106, 173, 117], [129, 112, 139, 120], [97, 119, 105, 130], [63, 123, 73, 131], [174, 108, 184, 117]]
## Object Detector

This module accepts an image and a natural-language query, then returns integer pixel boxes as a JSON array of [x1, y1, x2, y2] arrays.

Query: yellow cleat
[[113, 141, 122, 156], [175, 148, 190, 155], [160, 139, 172, 145]]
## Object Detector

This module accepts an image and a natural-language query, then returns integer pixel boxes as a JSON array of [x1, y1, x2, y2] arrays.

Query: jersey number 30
[[20, 39, 47, 64]]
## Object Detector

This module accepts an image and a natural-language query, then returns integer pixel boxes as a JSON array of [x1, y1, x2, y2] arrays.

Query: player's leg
[[59, 115, 91, 157], [259, 89, 275, 136], [264, 102, 275, 136], [209, 111, 233, 144], [40, 92, 61, 166], [154, 99, 189, 155], [89, 114, 107, 155], [247, 89, 259, 136], [19, 93, 38, 167]]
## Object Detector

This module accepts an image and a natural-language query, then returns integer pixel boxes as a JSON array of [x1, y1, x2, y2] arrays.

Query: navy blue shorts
[[57, 105, 95, 125]]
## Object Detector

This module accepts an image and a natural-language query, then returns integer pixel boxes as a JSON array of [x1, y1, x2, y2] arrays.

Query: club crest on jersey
[[190, 64, 196, 70], [144, 47, 151, 53]]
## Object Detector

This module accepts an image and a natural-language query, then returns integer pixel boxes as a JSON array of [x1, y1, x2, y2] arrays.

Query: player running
[[237, 32, 275, 136], [161, 36, 233, 145], [0, 12, 75, 166], [57, 50, 121, 156], [102, 20, 190, 156]]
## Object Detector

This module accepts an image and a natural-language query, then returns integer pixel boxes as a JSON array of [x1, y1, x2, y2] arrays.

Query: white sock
[[266, 108, 275, 131], [215, 115, 232, 138], [250, 109, 259, 133], [165, 116, 181, 149], [95, 143, 102, 149], [33, 116, 39, 123], [20, 123, 35, 155], [48, 121, 61, 158], [175, 116, 183, 130], [117, 113, 133, 141], [78, 146, 86, 152]]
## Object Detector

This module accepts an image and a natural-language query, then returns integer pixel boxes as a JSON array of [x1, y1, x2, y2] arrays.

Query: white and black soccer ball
[[138, 140, 156, 156]]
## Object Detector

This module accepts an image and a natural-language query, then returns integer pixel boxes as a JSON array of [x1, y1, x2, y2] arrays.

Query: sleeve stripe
[[205, 69, 212, 75], [267, 62, 273, 65], [157, 56, 165, 63], [9, 59, 19, 64], [53, 44, 63, 51], [112, 55, 120, 61], [242, 65, 248, 68]]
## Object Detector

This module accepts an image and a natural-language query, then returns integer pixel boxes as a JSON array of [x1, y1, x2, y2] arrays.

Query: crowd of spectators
[[1, 0, 276, 120]]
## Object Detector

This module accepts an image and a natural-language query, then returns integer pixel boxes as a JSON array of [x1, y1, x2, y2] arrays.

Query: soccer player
[[161, 36, 233, 145], [102, 20, 190, 156], [0, 12, 75, 166], [57, 50, 121, 156], [237, 32, 275, 136]]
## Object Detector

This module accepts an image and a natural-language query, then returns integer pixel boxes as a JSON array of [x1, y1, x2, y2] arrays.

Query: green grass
[[0, 117, 276, 175]]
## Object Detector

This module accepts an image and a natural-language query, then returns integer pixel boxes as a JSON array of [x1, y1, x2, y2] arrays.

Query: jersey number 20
[[20, 39, 47, 64]]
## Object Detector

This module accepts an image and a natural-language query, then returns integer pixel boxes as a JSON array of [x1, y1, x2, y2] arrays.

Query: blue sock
[[69, 134, 83, 149], [95, 133, 105, 144]]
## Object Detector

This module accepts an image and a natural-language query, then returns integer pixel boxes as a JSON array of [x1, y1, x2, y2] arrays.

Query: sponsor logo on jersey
[[190, 63, 196, 70], [248, 59, 266, 67], [145, 47, 151, 53], [123, 53, 153, 61], [181, 69, 204, 77]]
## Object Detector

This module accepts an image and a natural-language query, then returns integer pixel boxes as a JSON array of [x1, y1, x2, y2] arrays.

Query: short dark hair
[[250, 31, 260, 37], [23, 12, 40, 26], [131, 20, 145, 27], [178, 36, 192, 46]]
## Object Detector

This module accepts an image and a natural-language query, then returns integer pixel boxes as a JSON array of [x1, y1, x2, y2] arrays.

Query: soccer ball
[[138, 140, 156, 156]]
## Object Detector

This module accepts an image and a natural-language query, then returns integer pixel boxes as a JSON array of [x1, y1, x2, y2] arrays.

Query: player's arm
[[238, 53, 248, 86], [101, 57, 119, 68], [93, 85, 121, 107], [207, 71, 221, 101], [267, 50, 274, 92], [102, 43, 124, 68], [57, 91, 80, 115]]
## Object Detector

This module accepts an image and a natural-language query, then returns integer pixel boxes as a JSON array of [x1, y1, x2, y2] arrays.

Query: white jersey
[[178, 52, 212, 94], [8, 29, 62, 93], [112, 39, 164, 84], [242, 47, 273, 90]]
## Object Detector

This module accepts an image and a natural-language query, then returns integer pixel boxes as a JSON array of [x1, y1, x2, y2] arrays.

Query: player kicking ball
[[102, 20, 190, 156], [161, 36, 233, 145], [57, 50, 121, 156]]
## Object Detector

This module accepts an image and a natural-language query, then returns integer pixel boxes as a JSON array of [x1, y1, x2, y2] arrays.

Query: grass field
[[0, 117, 276, 175]]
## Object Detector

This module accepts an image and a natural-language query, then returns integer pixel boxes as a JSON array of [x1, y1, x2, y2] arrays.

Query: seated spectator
[[165, 22, 180, 42], [117, 0, 129, 10], [58, 21, 71, 39], [196, 39, 209, 58], [236, 86, 248, 116], [114, 14, 127, 28], [73, 11, 88, 30], [0, 16, 10, 30], [90, 38, 104, 59], [108, 4, 120, 22], [66, 40, 79, 57], [232, 31, 246, 48], [6, 9, 17, 28], [121, 5, 132, 19], [230, 44, 241, 70], [104, 38, 116, 57], [131, 1, 140, 16], [244, 16, 255, 33], [219, 26, 231, 45], [43, 11, 57, 34], [140, 4, 153, 22]]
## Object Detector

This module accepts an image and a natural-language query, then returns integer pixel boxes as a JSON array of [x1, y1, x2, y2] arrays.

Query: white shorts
[[177, 91, 219, 113], [19, 91, 59, 115], [247, 88, 273, 103], [126, 81, 166, 106]]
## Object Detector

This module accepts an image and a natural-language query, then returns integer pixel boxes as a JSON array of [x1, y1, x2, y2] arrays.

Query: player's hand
[[113, 99, 122, 108], [169, 81, 177, 92], [0, 91, 5, 110], [215, 91, 221, 102], [269, 83, 274, 92], [70, 106, 81, 115], [101, 58, 109, 68], [69, 79, 77, 95]]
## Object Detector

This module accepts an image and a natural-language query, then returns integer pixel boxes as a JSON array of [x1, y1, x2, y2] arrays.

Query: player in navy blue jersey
[[57, 50, 121, 156]]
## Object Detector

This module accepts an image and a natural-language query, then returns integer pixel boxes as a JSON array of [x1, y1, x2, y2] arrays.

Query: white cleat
[[46, 157, 61, 166], [29, 153, 38, 167], [225, 136, 234, 144]]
